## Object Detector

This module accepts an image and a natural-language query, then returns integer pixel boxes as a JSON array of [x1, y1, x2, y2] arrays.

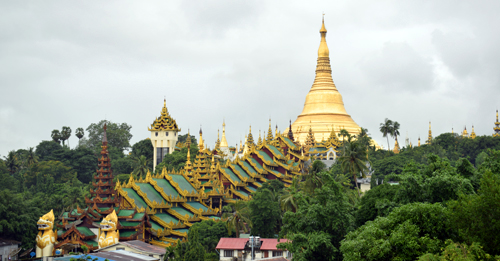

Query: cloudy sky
[[1, 0, 500, 156]]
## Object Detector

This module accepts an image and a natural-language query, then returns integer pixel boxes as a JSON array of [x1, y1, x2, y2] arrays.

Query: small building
[[0, 238, 21, 261], [216, 238, 291, 261], [93, 240, 165, 260]]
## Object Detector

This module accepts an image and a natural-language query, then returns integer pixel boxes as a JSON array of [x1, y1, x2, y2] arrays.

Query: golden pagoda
[[462, 126, 469, 138], [291, 16, 361, 144], [426, 122, 432, 144], [470, 125, 476, 139]]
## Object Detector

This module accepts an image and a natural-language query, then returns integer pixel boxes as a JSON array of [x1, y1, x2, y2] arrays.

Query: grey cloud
[[360, 42, 434, 92]]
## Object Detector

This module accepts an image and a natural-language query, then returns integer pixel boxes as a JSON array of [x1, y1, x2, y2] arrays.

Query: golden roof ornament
[[199, 127, 204, 150], [470, 125, 476, 139], [148, 99, 181, 132]]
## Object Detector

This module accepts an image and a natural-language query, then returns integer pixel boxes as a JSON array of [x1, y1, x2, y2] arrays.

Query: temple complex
[[291, 17, 362, 143]]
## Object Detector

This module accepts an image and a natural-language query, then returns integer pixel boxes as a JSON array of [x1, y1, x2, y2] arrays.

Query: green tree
[[355, 183, 400, 227], [392, 121, 400, 144], [61, 126, 72, 147], [379, 118, 393, 150], [86, 120, 132, 153], [341, 202, 450, 261], [339, 139, 370, 196], [448, 169, 500, 255], [0, 189, 44, 248], [51, 129, 62, 144], [131, 139, 154, 170], [249, 188, 280, 238], [76, 127, 85, 145], [280, 172, 354, 261], [132, 155, 150, 178], [222, 200, 251, 238], [36, 140, 64, 161], [26, 147, 38, 167], [184, 228, 205, 261], [188, 220, 229, 255], [4, 150, 20, 175], [418, 240, 499, 261]]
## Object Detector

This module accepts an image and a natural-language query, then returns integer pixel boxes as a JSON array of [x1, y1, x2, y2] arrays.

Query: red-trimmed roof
[[216, 238, 248, 250], [260, 238, 290, 251]]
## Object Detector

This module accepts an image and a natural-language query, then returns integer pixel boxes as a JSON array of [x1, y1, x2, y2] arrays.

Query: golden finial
[[318, 14, 329, 57]]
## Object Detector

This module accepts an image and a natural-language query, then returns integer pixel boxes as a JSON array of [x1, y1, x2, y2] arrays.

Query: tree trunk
[[353, 173, 361, 197], [386, 136, 390, 151]]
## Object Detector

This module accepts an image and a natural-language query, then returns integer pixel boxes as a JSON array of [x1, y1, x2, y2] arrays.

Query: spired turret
[[149, 99, 181, 171], [291, 16, 362, 144]]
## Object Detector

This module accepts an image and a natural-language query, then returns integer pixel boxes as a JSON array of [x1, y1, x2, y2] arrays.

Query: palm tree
[[26, 147, 38, 167], [379, 118, 393, 150], [338, 128, 351, 142], [51, 129, 61, 144], [280, 178, 299, 213], [302, 160, 325, 195], [75, 128, 84, 145], [392, 121, 401, 144], [61, 126, 72, 147], [4, 151, 19, 175], [338, 139, 370, 197], [222, 200, 252, 238], [132, 155, 150, 178]]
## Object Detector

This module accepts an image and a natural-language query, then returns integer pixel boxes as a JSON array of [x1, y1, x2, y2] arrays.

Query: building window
[[166, 132, 169, 136], [272, 251, 283, 257], [287, 251, 292, 258], [224, 250, 234, 257], [155, 132, 158, 137]]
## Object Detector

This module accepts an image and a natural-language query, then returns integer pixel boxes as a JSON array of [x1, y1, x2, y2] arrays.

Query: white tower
[[149, 99, 181, 171]]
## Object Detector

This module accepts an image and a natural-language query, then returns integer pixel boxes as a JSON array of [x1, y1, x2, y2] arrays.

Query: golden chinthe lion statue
[[98, 210, 119, 248], [36, 209, 57, 257]]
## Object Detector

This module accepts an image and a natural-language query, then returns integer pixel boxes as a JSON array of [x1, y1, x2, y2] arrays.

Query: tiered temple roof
[[148, 100, 181, 132]]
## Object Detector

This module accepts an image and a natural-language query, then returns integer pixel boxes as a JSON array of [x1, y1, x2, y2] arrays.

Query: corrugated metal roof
[[260, 239, 290, 251], [216, 238, 248, 250]]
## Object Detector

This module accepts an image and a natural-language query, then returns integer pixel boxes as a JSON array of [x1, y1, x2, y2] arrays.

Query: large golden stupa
[[291, 17, 361, 144]]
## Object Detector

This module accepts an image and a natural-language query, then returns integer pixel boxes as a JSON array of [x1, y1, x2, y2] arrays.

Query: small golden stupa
[[291, 16, 362, 144]]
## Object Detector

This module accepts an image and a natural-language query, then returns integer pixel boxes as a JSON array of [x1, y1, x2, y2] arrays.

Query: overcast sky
[[1, 0, 500, 157]]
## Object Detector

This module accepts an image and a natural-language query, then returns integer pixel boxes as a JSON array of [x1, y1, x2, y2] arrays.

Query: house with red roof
[[216, 237, 291, 260]]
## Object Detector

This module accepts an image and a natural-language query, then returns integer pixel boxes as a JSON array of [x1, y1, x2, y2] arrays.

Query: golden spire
[[275, 125, 279, 138], [221, 120, 228, 148], [471, 125, 476, 139], [257, 130, 263, 147], [246, 126, 254, 148], [318, 13, 329, 58], [186, 129, 191, 148], [266, 119, 274, 142], [215, 129, 221, 149], [185, 147, 192, 173], [199, 127, 204, 150], [426, 122, 432, 144], [418, 136, 421, 147], [291, 15, 364, 145], [495, 110, 500, 137]]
